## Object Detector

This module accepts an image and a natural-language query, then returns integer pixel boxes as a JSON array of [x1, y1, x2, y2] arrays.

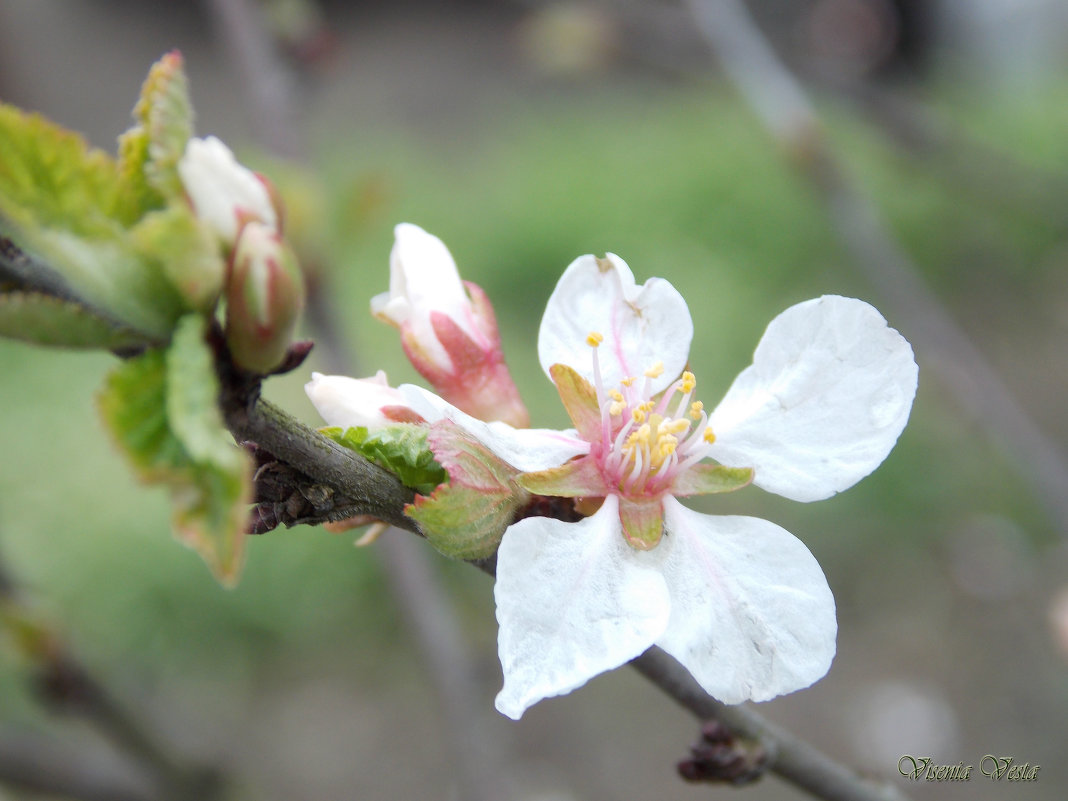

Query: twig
[[0, 732, 154, 801], [682, 0, 1068, 535], [631, 649, 909, 801]]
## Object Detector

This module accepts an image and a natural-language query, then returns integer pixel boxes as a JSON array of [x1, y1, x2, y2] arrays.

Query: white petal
[[709, 295, 918, 502], [537, 254, 693, 394], [494, 496, 671, 719], [398, 384, 588, 472], [372, 224, 483, 369], [305, 371, 407, 429], [177, 136, 276, 242], [656, 498, 837, 703]]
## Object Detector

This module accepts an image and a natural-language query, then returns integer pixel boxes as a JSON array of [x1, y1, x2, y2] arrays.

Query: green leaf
[[0, 102, 188, 337], [98, 338, 251, 586], [118, 50, 193, 208], [0, 222, 187, 339], [0, 104, 127, 236], [323, 424, 446, 496], [130, 206, 224, 312], [165, 315, 242, 469], [0, 291, 147, 350], [405, 420, 529, 560]]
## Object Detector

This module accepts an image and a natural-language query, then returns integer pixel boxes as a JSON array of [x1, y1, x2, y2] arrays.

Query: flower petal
[[177, 136, 276, 242], [656, 498, 837, 703], [398, 384, 588, 472], [305, 371, 417, 429], [494, 495, 671, 719], [709, 295, 917, 502], [372, 224, 487, 372], [538, 254, 692, 394]]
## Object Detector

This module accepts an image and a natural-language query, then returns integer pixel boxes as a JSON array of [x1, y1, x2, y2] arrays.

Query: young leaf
[[322, 424, 446, 496], [118, 50, 193, 209], [165, 315, 243, 470], [0, 102, 187, 338], [98, 340, 251, 586], [0, 291, 147, 350], [0, 104, 126, 236], [130, 206, 225, 312]]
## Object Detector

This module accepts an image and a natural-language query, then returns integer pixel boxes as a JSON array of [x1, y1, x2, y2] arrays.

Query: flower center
[[586, 332, 716, 495]]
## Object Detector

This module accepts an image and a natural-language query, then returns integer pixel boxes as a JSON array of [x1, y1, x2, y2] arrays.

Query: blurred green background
[[1, 1, 1067, 799]]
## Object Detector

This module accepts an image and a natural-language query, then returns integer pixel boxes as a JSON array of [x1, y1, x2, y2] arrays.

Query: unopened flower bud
[[305, 370, 424, 428], [225, 221, 304, 373], [178, 136, 279, 244], [371, 223, 529, 427]]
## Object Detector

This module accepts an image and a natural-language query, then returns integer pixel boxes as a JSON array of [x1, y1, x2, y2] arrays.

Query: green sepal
[[0, 291, 148, 350], [618, 497, 664, 550], [517, 456, 605, 498], [98, 327, 251, 586], [322, 424, 446, 496], [549, 363, 601, 442], [671, 463, 754, 497], [405, 420, 528, 560]]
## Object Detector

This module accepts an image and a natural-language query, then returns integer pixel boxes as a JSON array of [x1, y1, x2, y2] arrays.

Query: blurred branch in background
[[683, 0, 1068, 536], [0, 551, 225, 801], [632, 648, 912, 801], [201, 1, 511, 799]]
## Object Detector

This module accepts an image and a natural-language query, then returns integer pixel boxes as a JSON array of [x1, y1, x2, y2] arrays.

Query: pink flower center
[[585, 332, 716, 496]]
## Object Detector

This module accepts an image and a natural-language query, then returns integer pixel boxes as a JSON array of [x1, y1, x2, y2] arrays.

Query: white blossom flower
[[177, 135, 277, 243], [399, 253, 918, 720], [371, 224, 529, 427]]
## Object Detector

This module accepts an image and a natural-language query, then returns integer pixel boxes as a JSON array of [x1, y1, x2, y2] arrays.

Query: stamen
[[644, 361, 664, 379], [631, 408, 646, 424], [703, 428, 716, 444], [586, 331, 604, 347], [679, 371, 696, 393], [609, 401, 626, 416], [621, 377, 636, 387], [689, 401, 704, 420]]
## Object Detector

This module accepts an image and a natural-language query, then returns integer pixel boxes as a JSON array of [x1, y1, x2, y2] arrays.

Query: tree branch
[[631, 649, 909, 801]]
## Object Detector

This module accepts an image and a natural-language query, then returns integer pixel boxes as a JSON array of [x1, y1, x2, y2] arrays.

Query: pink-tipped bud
[[304, 370, 425, 429], [178, 136, 279, 244], [225, 221, 304, 373], [371, 223, 529, 427]]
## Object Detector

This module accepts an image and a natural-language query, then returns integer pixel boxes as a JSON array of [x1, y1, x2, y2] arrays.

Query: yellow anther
[[689, 401, 704, 420], [631, 408, 646, 424], [621, 376, 636, 387], [644, 361, 664, 379], [662, 419, 690, 436], [641, 400, 656, 413], [609, 401, 626, 416], [703, 428, 717, 444], [586, 331, 604, 347], [609, 389, 624, 402], [635, 423, 651, 443], [680, 371, 696, 393]]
